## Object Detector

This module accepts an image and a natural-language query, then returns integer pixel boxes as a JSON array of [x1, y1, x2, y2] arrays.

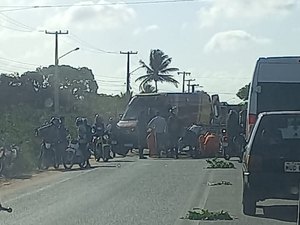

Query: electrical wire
[[0, 56, 40, 66], [0, 0, 200, 12], [68, 34, 119, 54], [0, 13, 35, 31]]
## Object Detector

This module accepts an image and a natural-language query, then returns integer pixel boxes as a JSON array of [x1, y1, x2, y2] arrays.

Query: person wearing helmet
[[93, 114, 105, 137], [57, 116, 69, 165], [76, 117, 91, 168]]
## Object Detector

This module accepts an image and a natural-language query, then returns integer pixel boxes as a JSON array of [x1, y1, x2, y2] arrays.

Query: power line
[[0, 0, 200, 12], [0, 13, 35, 31], [0, 56, 40, 66], [68, 34, 119, 54]]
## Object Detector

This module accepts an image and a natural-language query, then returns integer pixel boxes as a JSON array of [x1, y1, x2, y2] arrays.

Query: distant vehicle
[[247, 56, 300, 139], [242, 111, 300, 215], [115, 92, 212, 151]]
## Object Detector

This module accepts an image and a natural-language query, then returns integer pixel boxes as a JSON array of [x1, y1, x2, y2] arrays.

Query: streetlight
[[54, 47, 79, 114]]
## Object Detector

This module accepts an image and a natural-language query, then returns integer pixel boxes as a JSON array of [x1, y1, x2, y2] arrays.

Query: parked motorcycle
[[93, 132, 112, 162], [38, 141, 60, 170], [63, 139, 89, 170], [0, 144, 19, 175], [221, 128, 244, 163]]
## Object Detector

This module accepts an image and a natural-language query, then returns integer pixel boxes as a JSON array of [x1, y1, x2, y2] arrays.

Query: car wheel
[[242, 185, 256, 216]]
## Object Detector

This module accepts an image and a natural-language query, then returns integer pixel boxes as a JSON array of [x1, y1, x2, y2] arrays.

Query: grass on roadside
[[181, 209, 233, 220], [206, 158, 235, 169]]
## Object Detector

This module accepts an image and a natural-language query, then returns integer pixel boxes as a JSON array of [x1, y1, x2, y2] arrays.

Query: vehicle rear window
[[251, 114, 300, 154], [257, 82, 300, 114]]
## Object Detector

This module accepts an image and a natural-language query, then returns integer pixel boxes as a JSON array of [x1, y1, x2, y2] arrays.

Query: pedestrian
[[167, 107, 182, 156], [76, 117, 91, 168], [57, 116, 69, 164], [148, 111, 167, 157], [137, 110, 148, 159], [226, 110, 240, 152]]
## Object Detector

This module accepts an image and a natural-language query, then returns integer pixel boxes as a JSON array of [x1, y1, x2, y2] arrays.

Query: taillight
[[247, 154, 263, 172], [248, 114, 257, 125]]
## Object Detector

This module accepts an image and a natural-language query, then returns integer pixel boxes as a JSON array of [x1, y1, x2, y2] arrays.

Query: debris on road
[[182, 208, 233, 220], [208, 180, 232, 186], [206, 158, 235, 169]]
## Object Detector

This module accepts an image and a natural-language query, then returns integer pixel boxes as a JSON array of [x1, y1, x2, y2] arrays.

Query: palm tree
[[135, 49, 179, 92], [141, 83, 155, 93]]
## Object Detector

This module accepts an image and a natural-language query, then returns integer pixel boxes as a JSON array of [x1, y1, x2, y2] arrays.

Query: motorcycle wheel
[[63, 151, 74, 170], [79, 161, 88, 169]]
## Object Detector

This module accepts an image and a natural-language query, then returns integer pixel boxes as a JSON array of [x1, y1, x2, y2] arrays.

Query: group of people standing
[[137, 107, 183, 158], [36, 114, 115, 168]]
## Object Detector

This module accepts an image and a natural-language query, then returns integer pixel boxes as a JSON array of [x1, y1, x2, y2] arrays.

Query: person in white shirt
[[148, 111, 167, 156]]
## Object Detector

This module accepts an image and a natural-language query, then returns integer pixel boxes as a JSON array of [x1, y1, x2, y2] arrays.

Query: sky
[[0, 0, 300, 103]]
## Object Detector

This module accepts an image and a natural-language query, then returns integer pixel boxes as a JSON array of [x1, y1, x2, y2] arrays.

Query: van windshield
[[257, 82, 300, 114]]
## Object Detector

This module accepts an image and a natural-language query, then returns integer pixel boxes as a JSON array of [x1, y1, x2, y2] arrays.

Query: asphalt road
[[0, 155, 298, 225]]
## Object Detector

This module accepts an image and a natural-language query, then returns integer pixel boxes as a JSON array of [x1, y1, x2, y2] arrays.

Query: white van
[[247, 56, 300, 138]]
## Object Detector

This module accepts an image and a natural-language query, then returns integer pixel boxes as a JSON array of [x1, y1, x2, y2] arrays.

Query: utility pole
[[190, 84, 200, 93], [45, 30, 68, 115], [120, 51, 138, 95], [186, 79, 195, 93], [178, 71, 191, 93]]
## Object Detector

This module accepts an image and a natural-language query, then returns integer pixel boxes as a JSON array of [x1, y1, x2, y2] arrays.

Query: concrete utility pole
[[190, 84, 200, 93], [186, 79, 195, 93], [120, 51, 138, 95], [45, 30, 69, 114], [178, 71, 191, 93]]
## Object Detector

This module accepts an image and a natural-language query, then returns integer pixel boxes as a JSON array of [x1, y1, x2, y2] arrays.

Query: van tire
[[242, 186, 256, 216]]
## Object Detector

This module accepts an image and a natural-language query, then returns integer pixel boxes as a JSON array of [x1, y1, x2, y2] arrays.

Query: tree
[[135, 49, 179, 92], [236, 83, 250, 101]]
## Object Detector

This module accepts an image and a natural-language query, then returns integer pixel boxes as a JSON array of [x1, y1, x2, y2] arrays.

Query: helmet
[[75, 117, 83, 126]]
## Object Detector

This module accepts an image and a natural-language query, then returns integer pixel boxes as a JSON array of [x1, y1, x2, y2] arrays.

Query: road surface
[[0, 155, 298, 225]]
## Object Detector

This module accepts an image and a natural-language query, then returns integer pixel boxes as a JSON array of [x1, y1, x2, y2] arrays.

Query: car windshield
[[2, 1, 300, 225]]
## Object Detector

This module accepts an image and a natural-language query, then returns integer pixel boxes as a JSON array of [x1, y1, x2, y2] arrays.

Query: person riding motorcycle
[[76, 117, 91, 168], [92, 114, 105, 137]]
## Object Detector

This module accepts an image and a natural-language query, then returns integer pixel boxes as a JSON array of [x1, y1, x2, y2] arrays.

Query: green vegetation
[[236, 83, 250, 101], [0, 65, 128, 174], [136, 49, 179, 92], [183, 209, 233, 220], [206, 158, 235, 169], [207, 180, 232, 186]]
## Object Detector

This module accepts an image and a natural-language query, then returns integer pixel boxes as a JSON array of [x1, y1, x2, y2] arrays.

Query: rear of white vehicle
[[247, 56, 300, 139]]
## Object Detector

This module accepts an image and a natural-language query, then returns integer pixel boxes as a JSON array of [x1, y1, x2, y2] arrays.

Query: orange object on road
[[202, 133, 219, 157], [147, 130, 157, 157]]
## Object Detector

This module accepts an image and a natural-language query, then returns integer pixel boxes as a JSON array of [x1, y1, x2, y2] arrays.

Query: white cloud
[[204, 30, 270, 52], [198, 0, 298, 27], [43, 0, 136, 30], [133, 24, 159, 35]]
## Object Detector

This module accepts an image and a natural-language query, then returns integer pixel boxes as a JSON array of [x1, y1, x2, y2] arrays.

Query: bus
[[247, 56, 300, 139], [115, 92, 212, 150]]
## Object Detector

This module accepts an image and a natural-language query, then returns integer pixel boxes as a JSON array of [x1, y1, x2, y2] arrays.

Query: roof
[[258, 56, 300, 64], [259, 111, 300, 116]]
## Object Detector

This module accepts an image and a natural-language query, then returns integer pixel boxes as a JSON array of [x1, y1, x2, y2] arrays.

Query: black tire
[[63, 151, 74, 170], [79, 160, 88, 169], [242, 185, 256, 216]]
